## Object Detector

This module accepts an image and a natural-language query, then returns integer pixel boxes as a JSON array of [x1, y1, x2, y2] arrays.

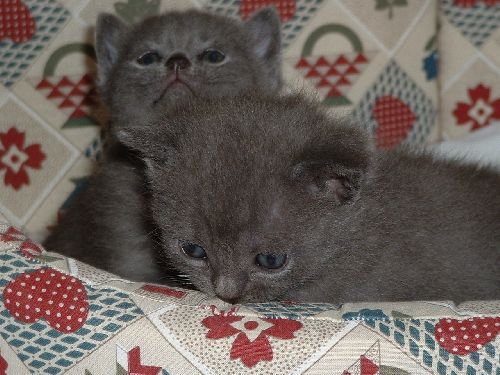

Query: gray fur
[[44, 8, 282, 285], [118, 95, 500, 304], [96, 7, 282, 126]]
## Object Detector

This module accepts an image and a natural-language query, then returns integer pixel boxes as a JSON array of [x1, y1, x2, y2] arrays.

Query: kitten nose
[[214, 275, 242, 304], [166, 53, 191, 71]]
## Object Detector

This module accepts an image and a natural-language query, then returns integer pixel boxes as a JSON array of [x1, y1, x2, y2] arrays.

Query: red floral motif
[[453, 84, 500, 131], [202, 307, 303, 367], [453, 0, 500, 6], [0, 127, 46, 191]]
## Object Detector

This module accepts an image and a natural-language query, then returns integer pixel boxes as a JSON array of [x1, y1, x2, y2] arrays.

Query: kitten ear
[[244, 6, 281, 88], [291, 161, 366, 205], [95, 13, 129, 87]]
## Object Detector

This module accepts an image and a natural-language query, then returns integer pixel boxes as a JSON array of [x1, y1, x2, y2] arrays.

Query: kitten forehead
[[126, 11, 244, 52], [145, 95, 370, 249]]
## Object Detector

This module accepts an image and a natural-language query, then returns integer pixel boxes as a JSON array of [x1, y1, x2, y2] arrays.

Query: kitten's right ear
[[244, 7, 282, 89], [291, 160, 366, 205], [95, 13, 129, 87], [290, 122, 372, 205]]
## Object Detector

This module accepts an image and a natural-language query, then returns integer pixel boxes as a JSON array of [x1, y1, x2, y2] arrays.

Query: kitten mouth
[[153, 75, 196, 106]]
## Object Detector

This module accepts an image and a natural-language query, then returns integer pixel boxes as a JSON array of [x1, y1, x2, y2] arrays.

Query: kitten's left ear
[[244, 7, 281, 89]]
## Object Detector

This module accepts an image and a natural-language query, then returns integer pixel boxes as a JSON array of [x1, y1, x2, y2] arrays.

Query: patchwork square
[[440, 0, 500, 48], [353, 60, 436, 149], [0, 252, 144, 374], [0, 0, 71, 88]]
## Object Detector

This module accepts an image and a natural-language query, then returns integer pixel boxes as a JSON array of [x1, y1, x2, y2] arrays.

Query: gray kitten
[[118, 95, 500, 304], [96, 7, 281, 127], [44, 8, 282, 283]]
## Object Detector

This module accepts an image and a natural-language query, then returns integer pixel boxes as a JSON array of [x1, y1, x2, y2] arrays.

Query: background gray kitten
[[44, 8, 281, 283], [96, 7, 281, 127], [118, 95, 500, 304]]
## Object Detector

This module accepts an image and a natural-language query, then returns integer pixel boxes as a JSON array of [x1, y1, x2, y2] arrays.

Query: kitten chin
[[118, 94, 500, 305]]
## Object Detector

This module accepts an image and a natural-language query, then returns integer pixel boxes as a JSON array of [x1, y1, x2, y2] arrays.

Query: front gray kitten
[[44, 9, 281, 283], [118, 95, 500, 304]]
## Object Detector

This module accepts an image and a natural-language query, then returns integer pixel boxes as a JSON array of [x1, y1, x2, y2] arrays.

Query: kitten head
[[118, 95, 372, 303], [95, 8, 281, 125]]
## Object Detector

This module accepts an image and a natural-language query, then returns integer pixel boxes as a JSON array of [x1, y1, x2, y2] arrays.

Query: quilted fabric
[[438, 0, 500, 139], [0, 2, 499, 373], [0, 0, 448, 241], [0, 222, 499, 374]]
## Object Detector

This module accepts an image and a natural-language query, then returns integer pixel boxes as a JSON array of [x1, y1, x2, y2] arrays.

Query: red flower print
[[452, 84, 500, 131], [202, 307, 303, 368], [0, 127, 46, 190], [454, 0, 500, 6]]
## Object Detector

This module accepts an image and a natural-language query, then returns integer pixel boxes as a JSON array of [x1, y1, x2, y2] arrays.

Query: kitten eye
[[137, 51, 161, 65], [200, 49, 225, 64], [181, 242, 207, 259], [255, 253, 287, 270]]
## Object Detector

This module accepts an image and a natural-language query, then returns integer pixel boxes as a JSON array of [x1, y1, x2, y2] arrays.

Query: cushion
[[0, 221, 499, 374]]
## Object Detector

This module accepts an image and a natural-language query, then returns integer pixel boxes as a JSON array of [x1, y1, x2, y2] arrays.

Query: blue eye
[[137, 51, 161, 65], [181, 242, 207, 259], [256, 253, 287, 270], [201, 49, 225, 63]]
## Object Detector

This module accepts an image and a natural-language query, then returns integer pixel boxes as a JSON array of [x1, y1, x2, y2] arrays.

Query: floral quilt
[[0, 1, 499, 373], [0, 219, 499, 374]]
